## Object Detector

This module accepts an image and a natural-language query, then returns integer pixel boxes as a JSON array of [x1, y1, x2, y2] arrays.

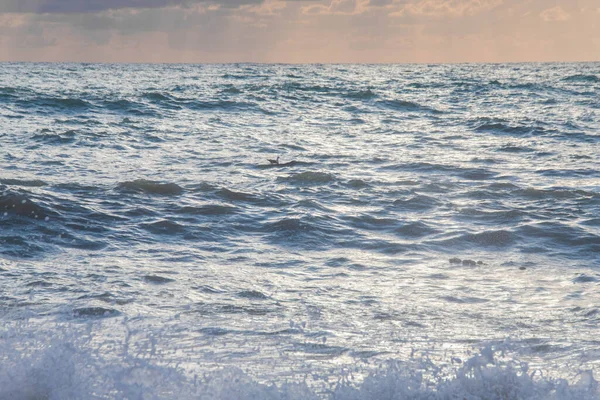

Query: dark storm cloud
[[0, 0, 263, 14]]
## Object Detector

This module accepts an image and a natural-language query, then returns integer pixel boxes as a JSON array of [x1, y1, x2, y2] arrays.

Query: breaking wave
[[0, 321, 597, 400]]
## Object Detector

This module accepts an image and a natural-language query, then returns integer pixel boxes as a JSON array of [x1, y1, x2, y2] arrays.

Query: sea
[[0, 62, 599, 399]]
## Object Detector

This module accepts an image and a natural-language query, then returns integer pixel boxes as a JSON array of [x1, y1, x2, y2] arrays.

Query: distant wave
[[562, 74, 599, 83], [472, 118, 554, 136]]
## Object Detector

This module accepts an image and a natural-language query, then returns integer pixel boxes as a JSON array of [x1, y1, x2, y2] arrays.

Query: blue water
[[0, 62, 599, 399]]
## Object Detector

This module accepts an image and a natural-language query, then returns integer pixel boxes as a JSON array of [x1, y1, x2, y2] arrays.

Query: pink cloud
[[539, 6, 570, 22]]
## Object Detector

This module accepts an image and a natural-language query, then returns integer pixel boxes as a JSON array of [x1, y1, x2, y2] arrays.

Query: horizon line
[[1, 60, 599, 66]]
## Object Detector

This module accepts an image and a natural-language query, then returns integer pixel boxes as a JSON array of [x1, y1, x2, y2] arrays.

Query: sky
[[0, 0, 598, 63]]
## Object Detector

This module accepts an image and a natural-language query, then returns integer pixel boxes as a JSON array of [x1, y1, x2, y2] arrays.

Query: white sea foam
[[0, 321, 598, 400]]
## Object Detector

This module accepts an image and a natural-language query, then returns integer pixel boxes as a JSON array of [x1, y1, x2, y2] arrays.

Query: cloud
[[539, 5, 570, 22], [392, 0, 503, 17], [303, 0, 370, 15], [368, 0, 396, 7], [0, 0, 262, 14], [0, 0, 599, 63]]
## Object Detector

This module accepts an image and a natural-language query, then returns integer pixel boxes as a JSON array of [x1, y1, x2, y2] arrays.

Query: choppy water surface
[[0, 62, 599, 399]]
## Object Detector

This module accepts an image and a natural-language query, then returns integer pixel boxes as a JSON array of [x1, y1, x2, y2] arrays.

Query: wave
[[187, 99, 257, 111], [572, 274, 599, 284], [16, 95, 92, 111], [103, 98, 156, 116], [392, 194, 441, 211], [138, 90, 262, 113], [345, 88, 377, 99], [221, 86, 243, 95], [143, 274, 176, 284], [142, 91, 174, 102], [32, 130, 78, 145], [459, 168, 497, 180], [117, 179, 184, 196], [0, 184, 139, 255], [377, 99, 441, 114], [382, 162, 490, 179], [394, 221, 439, 238], [264, 217, 305, 233], [562, 74, 599, 83], [516, 187, 598, 200], [45, 97, 91, 109], [344, 179, 370, 189], [221, 73, 249, 79], [345, 214, 397, 231], [474, 120, 551, 136], [54, 233, 108, 251], [0, 178, 47, 187], [497, 144, 534, 153], [487, 80, 551, 93], [433, 229, 517, 249], [0, 190, 48, 219], [0, 86, 25, 101], [279, 172, 335, 185], [456, 207, 526, 224], [465, 229, 516, 247], [519, 222, 600, 253], [430, 221, 599, 255], [260, 215, 351, 250], [281, 82, 332, 93], [175, 205, 238, 216], [237, 290, 269, 300], [72, 307, 121, 318], [256, 160, 312, 169], [141, 219, 186, 235], [292, 199, 332, 212], [216, 188, 257, 202]]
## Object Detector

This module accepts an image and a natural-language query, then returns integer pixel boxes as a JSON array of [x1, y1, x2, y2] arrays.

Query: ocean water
[[0, 62, 599, 399]]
